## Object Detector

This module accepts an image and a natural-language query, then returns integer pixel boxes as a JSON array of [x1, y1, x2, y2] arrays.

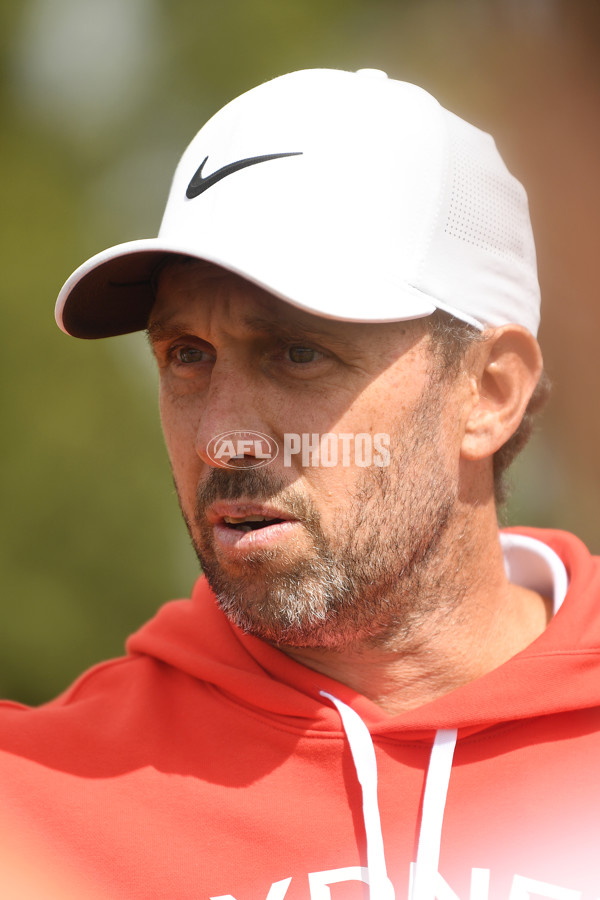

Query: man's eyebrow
[[240, 314, 354, 347], [146, 320, 196, 345]]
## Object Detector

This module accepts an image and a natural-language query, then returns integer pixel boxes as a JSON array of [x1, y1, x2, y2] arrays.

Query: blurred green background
[[2, 0, 599, 704]]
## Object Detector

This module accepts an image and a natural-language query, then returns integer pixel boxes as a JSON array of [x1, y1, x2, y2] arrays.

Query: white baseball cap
[[55, 67, 541, 339]]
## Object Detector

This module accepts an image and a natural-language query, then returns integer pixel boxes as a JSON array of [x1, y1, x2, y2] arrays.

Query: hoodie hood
[[126, 527, 600, 738]]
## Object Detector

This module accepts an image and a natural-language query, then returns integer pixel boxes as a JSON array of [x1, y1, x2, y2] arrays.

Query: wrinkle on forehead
[[152, 260, 285, 328]]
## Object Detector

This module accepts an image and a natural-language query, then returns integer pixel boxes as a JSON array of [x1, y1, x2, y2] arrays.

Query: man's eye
[[287, 346, 322, 364], [173, 346, 211, 364]]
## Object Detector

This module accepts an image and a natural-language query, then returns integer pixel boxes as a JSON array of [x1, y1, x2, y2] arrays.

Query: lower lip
[[213, 520, 299, 552]]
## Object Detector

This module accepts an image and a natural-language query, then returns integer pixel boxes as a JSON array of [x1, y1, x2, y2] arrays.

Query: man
[[2, 68, 599, 900]]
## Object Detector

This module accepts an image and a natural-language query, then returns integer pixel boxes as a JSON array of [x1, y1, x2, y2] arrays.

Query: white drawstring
[[322, 692, 457, 900], [320, 692, 395, 900], [411, 729, 458, 900]]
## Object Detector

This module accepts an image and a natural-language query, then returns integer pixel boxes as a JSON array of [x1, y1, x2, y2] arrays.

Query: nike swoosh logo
[[186, 152, 303, 199]]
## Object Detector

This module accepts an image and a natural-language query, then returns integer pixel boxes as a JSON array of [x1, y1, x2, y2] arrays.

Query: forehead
[[149, 259, 426, 351]]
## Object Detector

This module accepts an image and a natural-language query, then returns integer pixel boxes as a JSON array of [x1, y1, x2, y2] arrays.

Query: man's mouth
[[202, 501, 302, 555], [222, 515, 286, 533], [206, 501, 296, 532]]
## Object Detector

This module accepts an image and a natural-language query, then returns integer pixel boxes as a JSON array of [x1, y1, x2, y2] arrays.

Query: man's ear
[[461, 325, 543, 461]]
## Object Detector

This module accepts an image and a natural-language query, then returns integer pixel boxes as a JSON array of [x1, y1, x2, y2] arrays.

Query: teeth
[[223, 515, 269, 524]]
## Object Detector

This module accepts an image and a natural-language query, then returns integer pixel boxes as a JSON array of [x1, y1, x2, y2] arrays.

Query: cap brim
[[56, 238, 442, 339]]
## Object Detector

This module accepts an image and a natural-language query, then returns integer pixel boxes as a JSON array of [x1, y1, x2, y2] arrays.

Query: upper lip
[[206, 501, 296, 525]]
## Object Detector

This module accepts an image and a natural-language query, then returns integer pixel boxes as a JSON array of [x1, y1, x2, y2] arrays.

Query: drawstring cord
[[321, 692, 396, 900], [411, 728, 458, 900], [322, 691, 458, 900]]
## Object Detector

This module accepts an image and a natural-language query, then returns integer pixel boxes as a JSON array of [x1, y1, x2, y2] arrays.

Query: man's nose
[[193, 362, 272, 468]]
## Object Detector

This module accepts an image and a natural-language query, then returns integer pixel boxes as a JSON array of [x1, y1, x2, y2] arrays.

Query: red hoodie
[[0, 527, 598, 900]]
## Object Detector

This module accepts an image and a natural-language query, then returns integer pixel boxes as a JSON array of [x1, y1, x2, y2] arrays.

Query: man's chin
[[195, 548, 347, 645], [207, 589, 340, 648]]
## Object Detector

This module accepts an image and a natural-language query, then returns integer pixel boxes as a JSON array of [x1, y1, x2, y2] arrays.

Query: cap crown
[[56, 68, 540, 337]]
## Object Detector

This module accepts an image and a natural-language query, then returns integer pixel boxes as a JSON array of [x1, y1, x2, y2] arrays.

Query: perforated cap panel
[[444, 115, 535, 266]]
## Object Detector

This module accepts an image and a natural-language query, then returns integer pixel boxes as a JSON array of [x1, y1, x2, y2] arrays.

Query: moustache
[[194, 467, 320, 528]]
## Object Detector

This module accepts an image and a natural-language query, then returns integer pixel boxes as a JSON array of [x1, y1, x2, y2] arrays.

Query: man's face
[[149, 262, 467, 649]]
